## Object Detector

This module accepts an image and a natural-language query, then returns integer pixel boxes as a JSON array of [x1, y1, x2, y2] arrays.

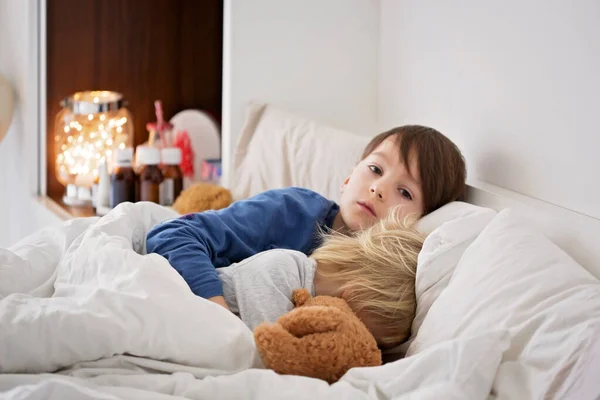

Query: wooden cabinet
[[46, 0, 223, 208]]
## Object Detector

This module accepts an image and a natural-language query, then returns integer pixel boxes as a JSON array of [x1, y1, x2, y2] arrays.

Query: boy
[[146, 125, 465, 310], [216, 212, 424, 348]]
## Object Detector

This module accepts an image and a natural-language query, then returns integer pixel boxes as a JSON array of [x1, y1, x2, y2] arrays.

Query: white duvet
[[0, 202, 506, 400]]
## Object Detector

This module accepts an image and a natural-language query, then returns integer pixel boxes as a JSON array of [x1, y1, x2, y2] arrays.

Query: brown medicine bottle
[[91, 174, 100, 213], [160, 148, 183, 206], [110, 148, 136, 208], [137, 146, 163, 203]]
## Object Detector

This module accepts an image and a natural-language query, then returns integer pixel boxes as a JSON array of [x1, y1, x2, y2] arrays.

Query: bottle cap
[[115, 147, 134, 167], [136, 145, 160, 166], [161, 147, 182, 165]]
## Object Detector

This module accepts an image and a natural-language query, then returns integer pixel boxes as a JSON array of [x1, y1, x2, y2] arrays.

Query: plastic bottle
[[96, 159, 111, 216], [160, 147, 183, 206], [137, 146, 163, 203], [110, 148, 136, 208]]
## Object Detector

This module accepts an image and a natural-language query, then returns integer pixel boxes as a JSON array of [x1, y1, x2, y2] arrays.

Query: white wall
[[222, 0, 381, 186], [0, 0, 61, 247], [379, 0, 600, 219]]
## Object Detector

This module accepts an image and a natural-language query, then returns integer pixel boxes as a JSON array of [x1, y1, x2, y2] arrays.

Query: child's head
[[338, 125, 466, 231], [310, 210, 424, 348]]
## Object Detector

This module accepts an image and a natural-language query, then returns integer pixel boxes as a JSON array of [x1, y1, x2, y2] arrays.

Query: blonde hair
[[310, 210, 424, 347]]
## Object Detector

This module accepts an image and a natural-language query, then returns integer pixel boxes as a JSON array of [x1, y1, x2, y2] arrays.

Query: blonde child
[[216, 210, 424, 348], [147, 125, 464, 311]]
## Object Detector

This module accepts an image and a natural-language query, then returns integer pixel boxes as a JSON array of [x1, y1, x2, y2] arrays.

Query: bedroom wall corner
[[221, 0, 381, 187]]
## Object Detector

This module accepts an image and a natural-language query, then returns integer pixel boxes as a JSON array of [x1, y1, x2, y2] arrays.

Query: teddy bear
[[253, 288, 382, 384], [172, 182, 233, 215]]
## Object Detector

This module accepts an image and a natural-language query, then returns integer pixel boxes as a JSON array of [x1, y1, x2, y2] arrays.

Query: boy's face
[[338, 137, 424, 231]]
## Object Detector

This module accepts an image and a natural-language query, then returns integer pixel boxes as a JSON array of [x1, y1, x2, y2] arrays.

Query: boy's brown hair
[[362, 125, 466, 215]]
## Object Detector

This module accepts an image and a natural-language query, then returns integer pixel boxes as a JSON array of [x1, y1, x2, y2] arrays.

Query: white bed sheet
[[0, 202, 506, 399], [0, 332, 507, 400]]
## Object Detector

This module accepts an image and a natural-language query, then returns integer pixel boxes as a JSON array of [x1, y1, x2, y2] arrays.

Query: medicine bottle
[[160, 148, 184, 206], [137, 146, 163, 203], [110, 148, 136, 208]]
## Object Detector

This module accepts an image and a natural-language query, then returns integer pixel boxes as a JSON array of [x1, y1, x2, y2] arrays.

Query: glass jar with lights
[[54, 90, 133, 206]]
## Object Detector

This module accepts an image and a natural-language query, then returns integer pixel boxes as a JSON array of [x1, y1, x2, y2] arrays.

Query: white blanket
[[0, 202, 506, 399]]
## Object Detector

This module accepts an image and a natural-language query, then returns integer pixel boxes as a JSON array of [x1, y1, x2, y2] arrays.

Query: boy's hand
[[208, 295, 231, 312]]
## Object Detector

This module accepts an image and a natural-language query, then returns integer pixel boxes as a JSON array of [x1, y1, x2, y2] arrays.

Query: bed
[[1, 102, 599, 400]]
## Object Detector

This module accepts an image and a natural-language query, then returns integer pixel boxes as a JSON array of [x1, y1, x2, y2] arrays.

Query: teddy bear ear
[[292, 288, 311, 307]]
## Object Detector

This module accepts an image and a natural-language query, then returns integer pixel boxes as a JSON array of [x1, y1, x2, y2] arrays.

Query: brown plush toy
[[253, 288, 382, 383], [172, 182, 233, 215]]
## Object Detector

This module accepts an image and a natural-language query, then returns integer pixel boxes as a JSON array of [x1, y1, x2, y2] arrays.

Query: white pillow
[[384, 202, 497, 360], [231, 102, 369, 202], [408, 209, 600, 399]]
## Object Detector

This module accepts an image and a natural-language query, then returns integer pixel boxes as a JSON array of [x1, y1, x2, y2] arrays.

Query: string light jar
[[54, 91, 133, 206]]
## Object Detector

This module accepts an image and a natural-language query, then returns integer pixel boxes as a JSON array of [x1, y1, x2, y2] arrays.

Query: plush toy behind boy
[[172, 182, 233, 215]]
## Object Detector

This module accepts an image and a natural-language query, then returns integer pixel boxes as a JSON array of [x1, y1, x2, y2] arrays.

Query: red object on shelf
[[146, 121, 174, 132], [173, 130, 195, 177], [146, 100, 174, 147]]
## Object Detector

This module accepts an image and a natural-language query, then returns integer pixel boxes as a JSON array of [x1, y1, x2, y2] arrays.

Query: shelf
[[46, 192, 97, 220]]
